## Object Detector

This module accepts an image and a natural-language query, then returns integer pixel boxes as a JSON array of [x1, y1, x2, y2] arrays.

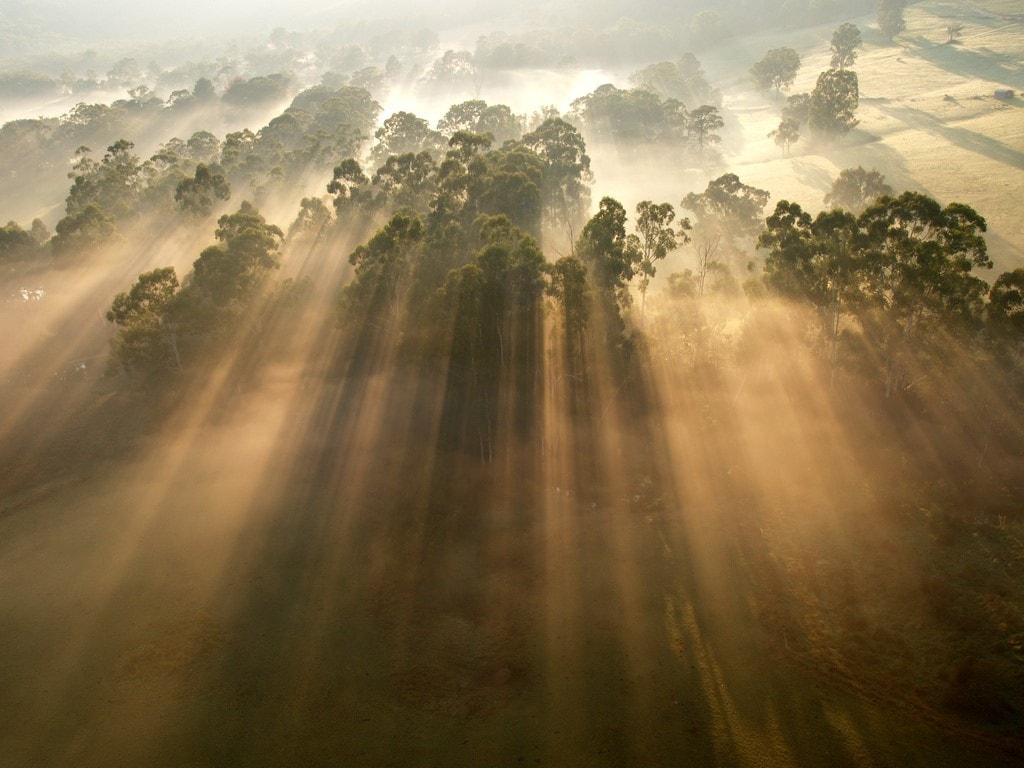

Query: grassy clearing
[[714, 1, 1024, 272]]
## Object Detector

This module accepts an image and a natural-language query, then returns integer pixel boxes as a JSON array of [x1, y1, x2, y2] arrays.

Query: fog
[[2, 0, 1023, 765]]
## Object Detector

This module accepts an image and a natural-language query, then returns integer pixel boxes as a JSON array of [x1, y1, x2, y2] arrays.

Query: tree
[[830, 23, 862, 70], [51, 203, 117, 256], [0, 221, 37, 263], [438, 100, 488, 136], [750, 47, 802, 95], [106, 267, 183, 375], [327, 158, 376, 216], [570, 84, 688, 146], [782, 92, 811, 127], [340, 212, 424, 322], [627, 201, 689, 321], [371, 111, 447, 166], [193, 77, 216, 102], [987, 269, 1024, 343], [682, 173, 770, 244], [877, 0, 908, 41], [419, 49, 479, 96], [438, 100, 523, 144], [185, 131, 221, 164], [474, 142, 545, 237], [692, 232, 723, 297], [576, 196, 641, 312], [373, 151, 438, 212], [769, 118, 800, 155], [65, 140, 143, 222], [175, 164, 231, 217], [629, 54, 717, 107], [288, 197, 333, 240], [857, 192, 991, 396], [808, 69, 859, 140], [350, 66, 386, 96], [687, 105, 724, 151], [222, 74, 292, 107], [690, 10, 728, 46], [759, 201, 862, 383], [824, 167, 893, 214], [521, 117, 593, 232], [189, 203, 283, 306], [107, 58, 142, 86], [548, 255, 590, 364]]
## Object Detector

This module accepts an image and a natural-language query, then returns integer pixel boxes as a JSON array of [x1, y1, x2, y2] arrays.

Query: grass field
[[703, 1, 1023, 273]]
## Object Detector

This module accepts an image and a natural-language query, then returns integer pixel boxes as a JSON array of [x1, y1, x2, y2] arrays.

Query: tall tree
[[327, 158, 376, 217], [769, 118, 800, 155], [50, 203, 117, 256], [372, 151, 438, 212], [628, 201, 689, 322], [340, 212, 424, 323], [682, 173, 770, 247], [549, 255, 590, 365], [987, 269, 1024, 345], [830, 23, 862, 70], [857, 192, 990, 396], [877, 0, 908, 41], [189, 203, 283, 308], [521, 117, 593, 233], [371, 111, 446, 166], [65, 140, 143, 222], [106, 267, 183, 375], [687, 105, 724, 152], [175, 164, 231, 217], [576, 197, 640, 311], [759, 202, 862, 384], [808, 69, 859, 140]]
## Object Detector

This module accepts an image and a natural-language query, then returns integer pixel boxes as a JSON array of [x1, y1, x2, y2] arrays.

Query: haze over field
[[1, 1, 1023, 765]]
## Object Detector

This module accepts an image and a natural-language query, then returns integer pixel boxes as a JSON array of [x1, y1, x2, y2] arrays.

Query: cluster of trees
[[764, 22, 863, 153], [759, 189, 1020, 395], [325, 115, 590, 248], [2, 84, 383, 261], [91, 108, 1022, 469], [0, 75, 377, 211], [0, 218, 49, 264], [106, 204, 284, 376], [568, 84, 724, 154], [628, 54, 719, 107]]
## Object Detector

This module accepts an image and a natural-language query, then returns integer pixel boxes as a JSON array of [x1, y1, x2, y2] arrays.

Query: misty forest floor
[[1, 338, 1022, 767]]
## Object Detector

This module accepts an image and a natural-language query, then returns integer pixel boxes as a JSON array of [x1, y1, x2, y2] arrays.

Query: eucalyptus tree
[[175, 164, 231, 217], [824, 167, 893, 214], [521, 117, 593, 234], [808, 69, 860, 140], [750, 47, 802, 95], [628, 201, 689, 323], [687, 105, 724, 152], [877, 0, 908, 40], [769, 118, 800, 155], [830, 23, 862, 70], [106, 267, 183, 375]]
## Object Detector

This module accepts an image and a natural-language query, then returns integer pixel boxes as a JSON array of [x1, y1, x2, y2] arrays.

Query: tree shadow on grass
[[904, 34, 1024, 87], [876, 102, 1024, 169]]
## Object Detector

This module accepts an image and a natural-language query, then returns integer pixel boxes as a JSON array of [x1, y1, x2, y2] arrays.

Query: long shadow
[[904, 34, 1024, 86], [876, 102, 1024, 169]]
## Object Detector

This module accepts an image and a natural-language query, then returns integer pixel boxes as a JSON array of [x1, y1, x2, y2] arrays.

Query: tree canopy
[[750, 47, 801, 95]]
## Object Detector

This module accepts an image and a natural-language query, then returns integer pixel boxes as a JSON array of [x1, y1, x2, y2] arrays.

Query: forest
[[1, 1, 1022, 766]]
